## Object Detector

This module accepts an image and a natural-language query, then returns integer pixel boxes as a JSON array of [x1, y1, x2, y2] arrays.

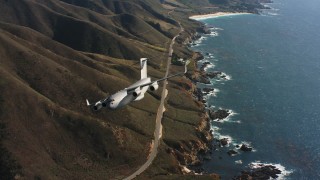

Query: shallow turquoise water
[[192, 0, 320, 179]]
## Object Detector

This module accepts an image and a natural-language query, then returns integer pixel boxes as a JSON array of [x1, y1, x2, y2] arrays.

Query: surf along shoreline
[[186, 10, 292, 179]]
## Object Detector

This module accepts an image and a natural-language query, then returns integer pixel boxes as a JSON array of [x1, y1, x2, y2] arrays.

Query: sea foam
[[191, 36, 207, 47], [207, 27, 223, 37], [204, 88, 220, 98], [204, 63, 215, 71], [210, 27, 224, 31], [212, 109, 238, 123], [209, 31, 219, 37], [249, 161, 293, 180], [235, 160, 243, 165], [212, 72, 232, 82]]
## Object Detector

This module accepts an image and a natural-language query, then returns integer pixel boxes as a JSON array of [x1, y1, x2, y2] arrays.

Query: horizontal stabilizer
[[86, 99, 91, 106]]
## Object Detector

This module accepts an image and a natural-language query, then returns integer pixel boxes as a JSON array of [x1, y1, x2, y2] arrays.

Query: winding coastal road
[[123, 15, 184, 180]]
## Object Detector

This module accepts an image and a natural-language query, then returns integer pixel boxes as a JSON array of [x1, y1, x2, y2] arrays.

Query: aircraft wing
[[125, 60, 190, 92]]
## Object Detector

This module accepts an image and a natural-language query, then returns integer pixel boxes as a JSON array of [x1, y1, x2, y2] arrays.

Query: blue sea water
[[191, 0, 320, 179]]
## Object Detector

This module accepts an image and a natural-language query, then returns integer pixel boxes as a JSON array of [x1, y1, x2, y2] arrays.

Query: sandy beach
[[189, 12, 251, 20]]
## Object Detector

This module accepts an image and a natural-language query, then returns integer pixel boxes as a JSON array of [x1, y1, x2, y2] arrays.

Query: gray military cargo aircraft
[[86, 58, 189, 111]]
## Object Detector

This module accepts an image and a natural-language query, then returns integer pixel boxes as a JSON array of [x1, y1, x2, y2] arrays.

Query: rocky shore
[[234, 164, 283, 180], [180, 17, 285, 178], [172, 31, 223, 174], [162, 31, 216, 176], [186, 31, 259, 167]]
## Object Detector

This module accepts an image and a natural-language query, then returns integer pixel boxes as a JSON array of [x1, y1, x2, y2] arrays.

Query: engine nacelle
[[149, 82, 159, 91], [102, 102, 108, 107], [132, 88, 142, 97], [92, 102, 102, 111]]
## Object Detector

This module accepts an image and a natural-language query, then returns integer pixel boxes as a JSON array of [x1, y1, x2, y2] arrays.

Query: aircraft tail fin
[[126, 59, 190, 92], [140, 58, 147, 79], [86, 99, 91, 106]]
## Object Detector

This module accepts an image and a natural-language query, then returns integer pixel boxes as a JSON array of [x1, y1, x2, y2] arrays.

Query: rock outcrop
[[227, 150, 238, 156], [234, 165, 282, 180], [240, 144, 253, 152], [209, 109, 230, 120]]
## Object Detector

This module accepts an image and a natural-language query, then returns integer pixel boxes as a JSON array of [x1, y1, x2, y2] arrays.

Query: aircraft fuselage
[[86, 58, 188, 111], [107, 78, 151, 109]]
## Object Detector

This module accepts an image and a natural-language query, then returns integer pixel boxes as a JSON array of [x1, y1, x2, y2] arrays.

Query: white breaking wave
[[213, 133, 234, 147], [249, 161, 293, 180], [231, 141, 256, 152], [197, 58, 207, 64], [198, 59, 216, 71], [210, 126, 220, 132], [261, 3, 280, 11], [260, 4, 280, 17], [221, 72, 232, 80], [208, 27, 223, 37], [223, 73, 232, 80], [210, 27, 224, 31], [204, 88, 220, 98], [212, 109, 238, 123], [209, 31, 219, 37], [235, 160, 243, 165], [204, 63, 215, 71], [211, 72, 232, 82], [191, 36, 207, 47], [266, 12, 279, 16]]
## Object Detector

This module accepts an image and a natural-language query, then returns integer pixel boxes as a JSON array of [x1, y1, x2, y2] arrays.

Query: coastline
[[189, 12, 251, 20], [180, 28, 290, 178], [186, 6, 293, 179]]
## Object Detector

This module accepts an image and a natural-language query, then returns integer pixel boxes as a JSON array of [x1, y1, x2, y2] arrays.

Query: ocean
[[191, 0, 320, 179]]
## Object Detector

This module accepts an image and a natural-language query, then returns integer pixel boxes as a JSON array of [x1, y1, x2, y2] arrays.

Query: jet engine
[[101, 98, 112, 107], [149, 82, 159, 91], [93, 102, 102, 111], [102, 102, 108, 107], [132, 88, 142, 97]]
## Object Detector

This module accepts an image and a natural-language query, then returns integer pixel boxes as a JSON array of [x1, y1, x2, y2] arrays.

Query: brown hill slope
[[0, 0, 176, 60], [0, 0, 212, 179], [0, 21, 162, 179]]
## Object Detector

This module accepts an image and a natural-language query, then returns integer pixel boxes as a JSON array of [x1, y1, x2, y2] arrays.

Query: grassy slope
[[0, 24, 160, 179], [0, 0, 208, 179], [0, 0, 174, 60]]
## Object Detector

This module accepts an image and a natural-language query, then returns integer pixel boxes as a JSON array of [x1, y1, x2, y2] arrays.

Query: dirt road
[[123, 16, 184, 180]]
